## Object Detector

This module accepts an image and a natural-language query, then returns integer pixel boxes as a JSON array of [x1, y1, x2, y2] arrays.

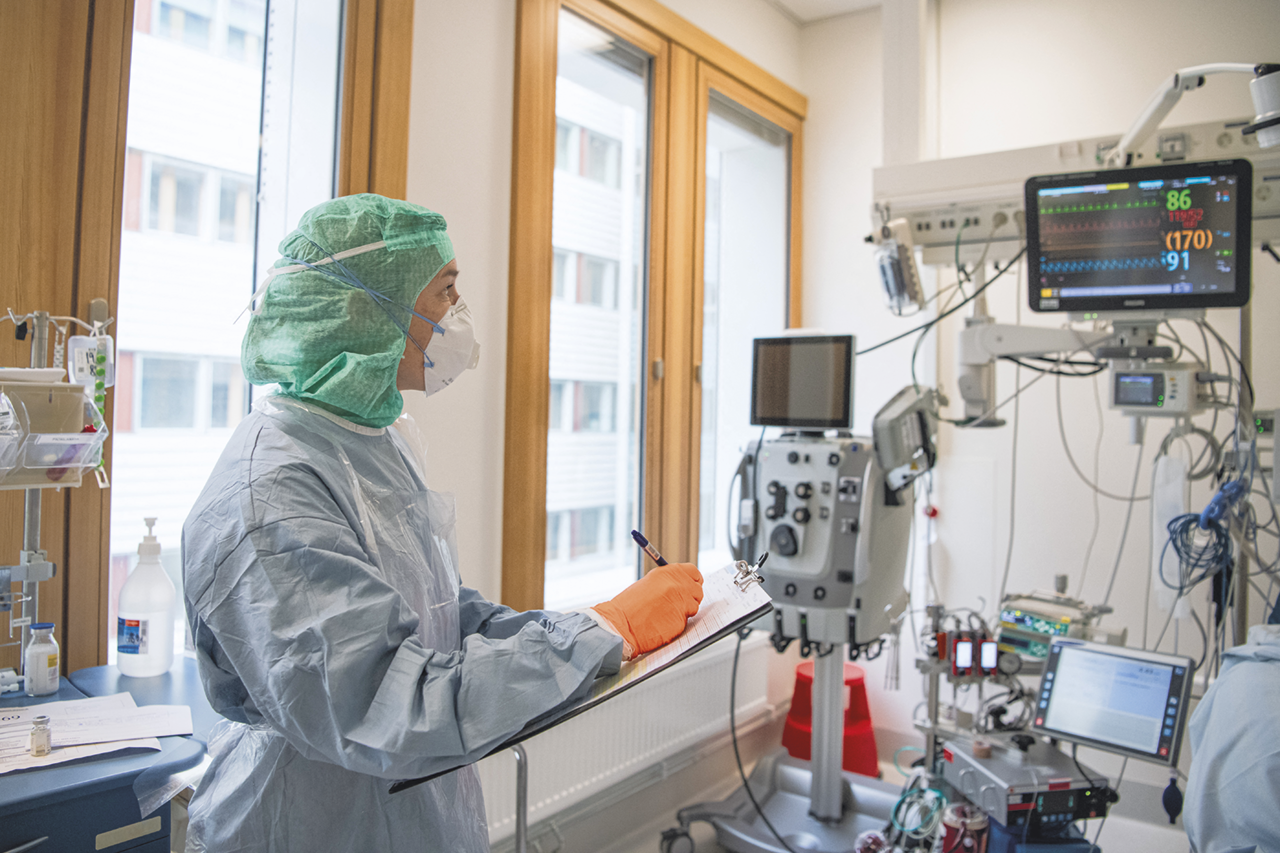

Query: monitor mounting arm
[[1108, 62, 1280, 166], [957, 321, 1112, 426]]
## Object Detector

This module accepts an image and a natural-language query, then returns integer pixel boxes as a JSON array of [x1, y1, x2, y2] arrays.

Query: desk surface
[[70, 655, 224, 745], [0, 683, 205, 814]]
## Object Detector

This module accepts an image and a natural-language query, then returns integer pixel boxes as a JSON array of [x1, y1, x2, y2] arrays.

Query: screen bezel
[[1026, 158, 1252, 314], [1031, 639, 1194, 767], [750, 335, 854, 429]]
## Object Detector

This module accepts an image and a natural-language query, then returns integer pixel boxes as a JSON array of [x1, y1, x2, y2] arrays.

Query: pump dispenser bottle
[[116, 517, 176, 677]]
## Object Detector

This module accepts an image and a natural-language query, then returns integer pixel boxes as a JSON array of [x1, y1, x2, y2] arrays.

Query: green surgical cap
[[241, 194, 455, 428]]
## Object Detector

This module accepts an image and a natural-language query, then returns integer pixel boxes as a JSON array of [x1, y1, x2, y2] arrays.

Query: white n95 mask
[[422, 298, 480, 396]]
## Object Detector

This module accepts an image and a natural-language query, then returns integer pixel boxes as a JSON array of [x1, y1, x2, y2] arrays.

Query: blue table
[[70, 656, 224, 746], [0, 683, 205, 853]]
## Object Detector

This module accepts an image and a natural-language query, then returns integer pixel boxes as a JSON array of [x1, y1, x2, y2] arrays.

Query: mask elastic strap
[[238, 238, 449, 344]]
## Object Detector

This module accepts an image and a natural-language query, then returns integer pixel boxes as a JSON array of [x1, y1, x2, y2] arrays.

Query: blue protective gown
[[1184, 624, 1280, 853], [181, 397, 622, 852]]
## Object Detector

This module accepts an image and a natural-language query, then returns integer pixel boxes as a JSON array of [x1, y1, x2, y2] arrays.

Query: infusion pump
[[741, 434, 911, 649]]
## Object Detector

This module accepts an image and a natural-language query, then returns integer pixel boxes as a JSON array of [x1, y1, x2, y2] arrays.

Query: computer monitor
[[1032, 638, 1194, 766], [1026, 159, 1252, 313], [750, 335, 854, 429]]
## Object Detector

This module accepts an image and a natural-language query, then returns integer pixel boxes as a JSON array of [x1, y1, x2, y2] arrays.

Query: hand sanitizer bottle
[[117, 517, 176, 677]]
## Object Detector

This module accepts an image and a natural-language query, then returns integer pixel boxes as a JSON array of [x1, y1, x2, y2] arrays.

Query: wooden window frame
[[0, 0, 413, 672], [502, 0, 807, 610]]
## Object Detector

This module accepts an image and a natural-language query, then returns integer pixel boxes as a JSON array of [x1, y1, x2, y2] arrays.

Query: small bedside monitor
[[1032, 638, 1194, 767]]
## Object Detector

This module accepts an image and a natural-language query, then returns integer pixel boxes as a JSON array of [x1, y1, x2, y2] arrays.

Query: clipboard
[[390, 564, 773, 794]]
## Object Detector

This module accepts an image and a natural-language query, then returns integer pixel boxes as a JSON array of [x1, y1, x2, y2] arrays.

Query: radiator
[[478, 633, 775, 844]]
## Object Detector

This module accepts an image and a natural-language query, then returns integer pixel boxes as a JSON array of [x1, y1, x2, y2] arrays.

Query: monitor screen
[[1026, 159, 1252, 313], [751, 335, 854, 429], [1032, 639, 1194, 766]]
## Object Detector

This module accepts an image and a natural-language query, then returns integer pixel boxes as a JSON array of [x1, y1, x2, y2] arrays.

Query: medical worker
[[181, 194, 703, 852]]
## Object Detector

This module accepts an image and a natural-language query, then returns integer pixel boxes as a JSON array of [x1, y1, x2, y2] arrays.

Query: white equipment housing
[[872, 115, 1280, 264]]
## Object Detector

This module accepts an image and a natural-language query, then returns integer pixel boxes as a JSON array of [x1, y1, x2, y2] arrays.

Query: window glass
[[139, 358, 199, 428], [218, 175, 255, 242], [159, 2, 213, 49], [109, 0, 342, 662], [149, 161, 204, 236], [579, 254, 618, 308], [583, 130, 621, 188], [210, 360, 246, 428], [546, 511, 563, 561], [549, 380, 565, 430], [545, 10, 650, 609], [575, 382, 616, 432], [697, 92, 791, 568], [555, 121, 575, 173], [552, 249, 569, 299], [570, 506, 615, 558]]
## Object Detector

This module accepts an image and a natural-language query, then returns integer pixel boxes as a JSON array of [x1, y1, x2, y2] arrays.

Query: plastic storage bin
[[0, 380, 107, 490], [0, 392, 23, 478]]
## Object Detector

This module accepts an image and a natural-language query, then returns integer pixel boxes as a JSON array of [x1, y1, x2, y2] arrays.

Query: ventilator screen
[[751, 335, 853, 429], [1032, 639, 1194, 766]]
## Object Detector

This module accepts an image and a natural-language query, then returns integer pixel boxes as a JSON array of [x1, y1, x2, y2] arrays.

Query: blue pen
[[630, 529, 668, 566]]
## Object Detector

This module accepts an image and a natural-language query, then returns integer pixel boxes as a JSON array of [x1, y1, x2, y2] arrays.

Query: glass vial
[[30, 715, 51, 756], [24, 623, 60, 697]]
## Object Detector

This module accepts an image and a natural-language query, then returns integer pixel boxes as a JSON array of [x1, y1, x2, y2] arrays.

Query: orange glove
[[592, 563, 704, 656]]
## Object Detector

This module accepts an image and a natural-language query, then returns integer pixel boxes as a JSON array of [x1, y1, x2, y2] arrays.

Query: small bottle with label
[[24, 623, 59, 697], [117, 518, 176, 677], [30, 715, 51, 756]]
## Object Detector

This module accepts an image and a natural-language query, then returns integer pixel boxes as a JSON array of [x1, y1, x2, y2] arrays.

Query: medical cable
[[995, 360, 1022, 613], [999, 355, 1106, 376], [953, 358, 1054, 428], [1092, 758, 1127, 848], [1156, 424, 1222, 482], [893, 745, 926, 778], [1198, 319, 1254, 408], [277, 238, 447, 365], [1055, 370, 1152, 502], [888, 780, 946, 842], [728, 632, 798, 853], [1077, 374, 1107, 597], [856, 247, 1026, 357], [1102, 437, 1147, 606]]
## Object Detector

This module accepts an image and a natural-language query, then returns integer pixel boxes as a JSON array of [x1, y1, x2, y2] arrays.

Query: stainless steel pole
[[512, 743, 529, 853], [1234, 302, 1253, 645], [808, 646, 846, 822], [19, 312, 49, 671]]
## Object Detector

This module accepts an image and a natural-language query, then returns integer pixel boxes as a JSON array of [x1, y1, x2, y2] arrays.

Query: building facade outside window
[[107, 0, 343, 660]]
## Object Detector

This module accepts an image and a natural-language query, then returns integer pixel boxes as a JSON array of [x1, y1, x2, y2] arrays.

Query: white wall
[[403, 1, 516, 601], [799, 0, 1280, 803], [661, 0, 803, 90]]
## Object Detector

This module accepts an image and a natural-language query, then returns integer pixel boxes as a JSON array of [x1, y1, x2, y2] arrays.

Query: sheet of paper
[[0, 693, 192, 774], [0, 737, 162, 775], [589, 563, 772, 700]]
